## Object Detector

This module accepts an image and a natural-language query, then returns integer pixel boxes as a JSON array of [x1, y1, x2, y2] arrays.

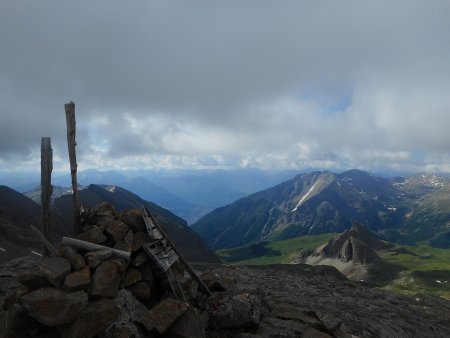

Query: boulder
[[101, 290, 149, 338], [131, 250, 149, 268], [127, 281, 151, 301], [208, 293, 261, 329], [273, 303, 321, 326], [163, 307, 206, 338], [20, 288, 88, 326], [132, 232, 150, 252], [120, 209, 146, 232], [302, 326, 333, 338], [105, 221, 129, 244], [139, 263, 154, 283], [64, 298, 120, 338], [141, 298, 189, 334], [90, 260, 122, 298], [78, 227, 107, 244], [3, 304, 48, 338], [17, 273, 51, 291], [60, 246, 86, 271], [63, 266, 91, 292], [124, 267, 142, 287], [39, 257, 72, 287], [114, 230, 134, 252], [85, 250, 113, 269]]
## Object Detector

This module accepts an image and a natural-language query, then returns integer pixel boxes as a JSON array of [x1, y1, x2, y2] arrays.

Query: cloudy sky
[[1, 1, 450, 173]]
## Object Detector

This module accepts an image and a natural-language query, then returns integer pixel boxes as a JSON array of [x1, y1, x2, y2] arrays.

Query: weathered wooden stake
[[41, 137, 53, 256], [64, 101, 81, 235]]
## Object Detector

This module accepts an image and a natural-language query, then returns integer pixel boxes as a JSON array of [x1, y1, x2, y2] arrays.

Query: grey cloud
[[1, 1, 450, 172]]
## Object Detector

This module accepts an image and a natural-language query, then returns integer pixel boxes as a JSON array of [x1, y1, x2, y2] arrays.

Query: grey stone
[[124, 267, 142, 287], [120, 209, 146, 232], [105, 221, 129, 244], [39, 256, 72, 287], [78, 227, 107, 244], [63, 266, 91, 291], [65, 298, 120, 338], [114, 230, 134, 252], [20, 288, 88, 326], [131, 250, 149, 268], [85, 250, 113, 269], [90, 260, 122, 298], [163, 307, 206, 338], [101, 289, 149, 338], [60, 245, 86, 270], [132, 232, 150, 252], [302, 326, 333, 338], [208, 293, 260, 329], [127, 281, 151, 301], [141, 298, 189, 334]]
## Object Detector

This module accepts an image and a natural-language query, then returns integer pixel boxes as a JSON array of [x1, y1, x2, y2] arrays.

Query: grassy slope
[[218, 234, 450, 299], [379, 244, 450, 299], [217, 233, 337, 265]]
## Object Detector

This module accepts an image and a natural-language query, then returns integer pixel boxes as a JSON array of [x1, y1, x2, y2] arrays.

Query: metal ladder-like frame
[[140, 206, 212, 301]]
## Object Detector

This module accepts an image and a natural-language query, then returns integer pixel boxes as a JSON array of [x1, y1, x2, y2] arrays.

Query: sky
[[1, 1, 450, 174]]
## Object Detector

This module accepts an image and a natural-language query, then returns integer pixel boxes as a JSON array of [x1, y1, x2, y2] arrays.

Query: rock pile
[[1, 202, 211, 338]]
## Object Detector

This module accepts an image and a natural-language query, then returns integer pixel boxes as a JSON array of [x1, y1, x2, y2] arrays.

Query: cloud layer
[[1, 1, 450, 173]]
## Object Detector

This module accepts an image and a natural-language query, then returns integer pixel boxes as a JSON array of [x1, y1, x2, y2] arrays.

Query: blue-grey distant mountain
[[21, 168, 298, 223], [191, 170, 450, 250]]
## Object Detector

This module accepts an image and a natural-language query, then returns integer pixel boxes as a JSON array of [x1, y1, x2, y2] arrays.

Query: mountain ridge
[[192, 169, 450, 250]]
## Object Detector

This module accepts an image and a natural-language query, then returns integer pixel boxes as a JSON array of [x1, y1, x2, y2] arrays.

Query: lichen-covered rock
[[120, 209, 146, 232], [105, 221, 129, 244], [60, 246, 86, 271], [208, 293, 260, 329], [132, 232, 149, 252], [101, 290, 149, 338], [141, 298, 189, 334], [20, 288, 88, 326], [123, 267, 142, 287], [162, 307, 206, 338], [114, 230, 133, 252], [85, 250, 113, 269], [38, 257, 71, 288], [63, 298, 120, 338], [127, 281, 151, 301], [90, 261, 121, 298], [78, 227, 107, 244], [63, 266, 91, 292]]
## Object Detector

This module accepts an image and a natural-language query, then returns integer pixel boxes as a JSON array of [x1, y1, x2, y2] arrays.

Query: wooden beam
[[61, 237, 131, 261], [64, 101, 81, 235], [40, 137, 53, 256]]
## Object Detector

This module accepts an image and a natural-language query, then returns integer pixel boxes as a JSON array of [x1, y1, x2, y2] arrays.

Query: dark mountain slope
[[53, 184, 219, 262], [192, 170, 402, 250]]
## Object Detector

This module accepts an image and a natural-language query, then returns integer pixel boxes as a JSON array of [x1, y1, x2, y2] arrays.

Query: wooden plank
[[64, 101, 81, 235], [61, 236, 131, 261], [143, 243, 178, 272], [141, 206, 212, 297], [40, 137, 53, 256]]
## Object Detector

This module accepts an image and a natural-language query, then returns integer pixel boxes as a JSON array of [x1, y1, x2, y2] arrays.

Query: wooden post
[[41, 137, 53, 256], [64, 101, 81, 235]]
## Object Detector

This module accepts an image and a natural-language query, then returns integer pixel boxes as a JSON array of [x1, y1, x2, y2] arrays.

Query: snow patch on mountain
[[292, 180, 319, 212]]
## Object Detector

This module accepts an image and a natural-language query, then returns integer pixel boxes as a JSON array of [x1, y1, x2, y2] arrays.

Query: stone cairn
[[2, 202, 248, 338]]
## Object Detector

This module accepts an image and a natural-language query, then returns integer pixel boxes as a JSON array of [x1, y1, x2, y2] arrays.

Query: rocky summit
[[0, 203, 450, 337]]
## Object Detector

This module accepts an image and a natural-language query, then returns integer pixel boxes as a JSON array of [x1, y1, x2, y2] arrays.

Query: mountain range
[[192, 169, 450, 250], [9, 168, 297, 224]]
